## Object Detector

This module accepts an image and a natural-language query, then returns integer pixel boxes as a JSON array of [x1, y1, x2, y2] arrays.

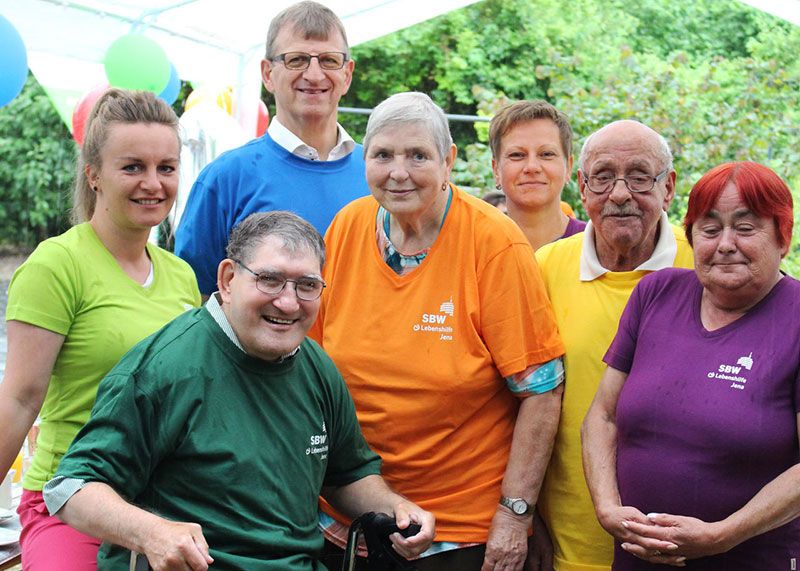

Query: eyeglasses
[[271, 51, 348, 71], [583, 169, 669, 194], [232, 259, 326, 301]]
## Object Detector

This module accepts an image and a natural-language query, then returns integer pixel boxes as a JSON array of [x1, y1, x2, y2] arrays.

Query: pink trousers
[[17, 489, 100, 570]]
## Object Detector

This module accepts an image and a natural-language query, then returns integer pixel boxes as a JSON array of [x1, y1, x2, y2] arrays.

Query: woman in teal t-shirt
[[0, 89, 201, 570]]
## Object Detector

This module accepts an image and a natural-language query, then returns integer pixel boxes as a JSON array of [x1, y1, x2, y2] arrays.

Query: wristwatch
[[499, 495, 534, 516]]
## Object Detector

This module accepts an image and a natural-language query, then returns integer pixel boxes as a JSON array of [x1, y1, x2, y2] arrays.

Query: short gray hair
[[226, 211, 325, 270], [363, 92, 453, 162], [265, 1, 349, 59], [578, 120, 673, 173]]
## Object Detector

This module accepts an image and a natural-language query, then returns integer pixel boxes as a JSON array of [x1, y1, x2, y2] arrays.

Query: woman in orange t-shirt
[[315, 92, 565, 571]]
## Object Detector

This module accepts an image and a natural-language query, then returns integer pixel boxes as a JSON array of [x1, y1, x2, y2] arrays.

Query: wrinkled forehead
[[370, 122, 437, 146], [586, 152, 660, 174], [583, 123, 667, 172], [246, 238, 322, 275]]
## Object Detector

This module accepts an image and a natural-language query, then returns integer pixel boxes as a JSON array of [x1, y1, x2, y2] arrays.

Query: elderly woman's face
[[365, 123, 452, 219], [492, 118, 571, 212], [692, 183, 786, 298]]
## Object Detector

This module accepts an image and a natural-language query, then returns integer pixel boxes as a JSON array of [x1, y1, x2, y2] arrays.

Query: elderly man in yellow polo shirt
[[533, 120, 694, 571]]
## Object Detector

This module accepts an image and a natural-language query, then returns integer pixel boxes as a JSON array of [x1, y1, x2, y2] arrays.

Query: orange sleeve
[[478, 242, 565, 378], [308, 300, 324, 344], [308, 211, 344, 345]]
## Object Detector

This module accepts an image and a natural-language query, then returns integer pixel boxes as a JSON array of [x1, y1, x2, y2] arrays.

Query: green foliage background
[[336, 0, 800, 273], [1, 0, 798, 271], [0, 75, 74, 248]]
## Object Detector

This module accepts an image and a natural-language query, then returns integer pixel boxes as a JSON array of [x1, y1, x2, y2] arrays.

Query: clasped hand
[[600, 505, 728, 567]]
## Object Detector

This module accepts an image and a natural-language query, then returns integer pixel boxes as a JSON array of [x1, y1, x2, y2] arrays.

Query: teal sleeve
[[505, 357, 565, 396]]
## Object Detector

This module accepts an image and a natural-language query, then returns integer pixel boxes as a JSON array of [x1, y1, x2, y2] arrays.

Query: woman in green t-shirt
[[0, 89, 201, 570]]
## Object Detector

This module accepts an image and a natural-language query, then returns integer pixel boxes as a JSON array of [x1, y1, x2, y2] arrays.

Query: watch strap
[[499, 495, 534, 515]]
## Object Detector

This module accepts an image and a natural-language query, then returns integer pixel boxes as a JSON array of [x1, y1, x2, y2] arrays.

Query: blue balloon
[[0, 15, 28, 108], [158, 63, 180, 105]]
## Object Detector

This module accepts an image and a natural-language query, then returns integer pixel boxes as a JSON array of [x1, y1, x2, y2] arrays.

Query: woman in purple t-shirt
[[583, 161, 799, 570], [488, 100, 586, 251]]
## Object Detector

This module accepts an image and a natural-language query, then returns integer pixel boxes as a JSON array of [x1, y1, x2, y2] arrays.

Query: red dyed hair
[[684, 161, 794, 251]]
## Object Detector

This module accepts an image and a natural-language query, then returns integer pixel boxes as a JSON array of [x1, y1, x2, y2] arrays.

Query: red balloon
[[234, 96, 270, 138], [256, 100, 269, 137], [72, 84, 109, 145]]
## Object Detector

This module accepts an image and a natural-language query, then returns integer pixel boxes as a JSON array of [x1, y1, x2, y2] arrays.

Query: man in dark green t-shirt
[[43, 212, 434, 570]]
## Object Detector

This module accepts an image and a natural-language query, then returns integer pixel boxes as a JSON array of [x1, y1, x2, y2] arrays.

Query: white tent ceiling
[[0, 0, 481, 127], [739, 0, 800, 25]]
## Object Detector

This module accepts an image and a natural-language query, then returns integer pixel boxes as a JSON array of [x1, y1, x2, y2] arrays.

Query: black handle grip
[[398, 522, 422, 538], [369, 512, 422, 538], [344, 512, 421, 570]]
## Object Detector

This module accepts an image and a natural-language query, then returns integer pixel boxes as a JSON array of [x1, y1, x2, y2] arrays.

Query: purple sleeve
[[603, 280, 647, 373]]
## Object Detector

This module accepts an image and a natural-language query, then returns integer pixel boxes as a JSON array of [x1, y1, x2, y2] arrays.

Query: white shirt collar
[[267, 116, 355, 161], [205, 293, 246, 351], [579, 210, 678, 281]]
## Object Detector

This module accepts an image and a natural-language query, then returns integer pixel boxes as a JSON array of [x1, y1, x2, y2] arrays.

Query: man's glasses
[[271, 51, 348, 71], [232, 259, 326, 301], [583, 169, 669, 194]]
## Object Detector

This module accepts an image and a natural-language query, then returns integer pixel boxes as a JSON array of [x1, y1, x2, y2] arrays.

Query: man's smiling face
[[261, 25, 353, 133], [219, 235, 322, 362], [579, 121, 674, 264]]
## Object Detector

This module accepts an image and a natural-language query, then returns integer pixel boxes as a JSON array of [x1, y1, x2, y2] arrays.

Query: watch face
[[512, 500, 528, 515]]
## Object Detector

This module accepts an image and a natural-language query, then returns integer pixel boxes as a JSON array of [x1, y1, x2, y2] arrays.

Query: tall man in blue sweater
[[175, 1, 368, 295]]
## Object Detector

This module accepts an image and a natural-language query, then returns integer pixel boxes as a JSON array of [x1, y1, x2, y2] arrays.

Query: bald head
[[577, 119, 677, 271], [579, 120, 672, 173]]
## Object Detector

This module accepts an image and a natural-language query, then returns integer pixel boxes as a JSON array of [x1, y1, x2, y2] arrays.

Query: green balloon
[[104, 34, 170, 93]]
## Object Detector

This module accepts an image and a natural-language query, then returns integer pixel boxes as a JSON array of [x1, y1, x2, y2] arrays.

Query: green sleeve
[[322, 368, 381, 488], [54, 361, 174, 500], [5, 240, 80, 334]]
